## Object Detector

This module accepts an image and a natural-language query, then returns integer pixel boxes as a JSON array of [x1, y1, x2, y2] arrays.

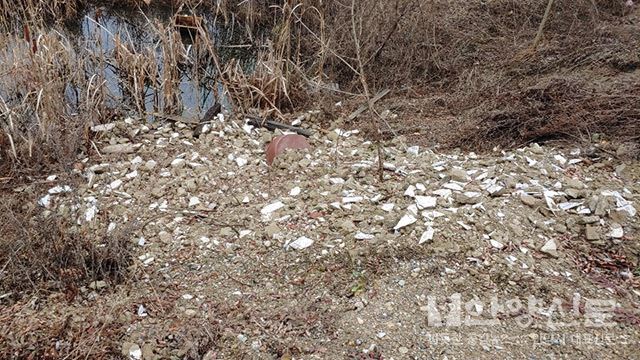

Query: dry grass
[[0, 190, 135, 303]]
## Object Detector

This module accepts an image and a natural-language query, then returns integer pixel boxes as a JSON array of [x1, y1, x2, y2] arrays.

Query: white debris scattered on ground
[[28, 111, 640, 360]]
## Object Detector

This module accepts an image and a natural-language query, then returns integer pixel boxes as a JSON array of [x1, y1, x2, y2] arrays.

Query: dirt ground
[[2, 110, 638, 359]]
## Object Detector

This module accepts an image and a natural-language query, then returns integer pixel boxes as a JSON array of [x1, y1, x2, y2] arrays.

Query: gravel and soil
[[2, 110, 639, 359]]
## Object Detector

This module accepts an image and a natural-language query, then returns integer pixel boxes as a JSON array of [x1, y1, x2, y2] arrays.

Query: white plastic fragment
[[442, 182, 464, 191], [342, 196, 364, 203], [602, 190, 636, 217], [242, 123, 254, 134], [129, 344, 142, 360], [85, 197, 98, 222], [558, 201, 583, 211], [433, 189, 453, 198], [554, 154, 567, 165], [188, 196, 201, 207]]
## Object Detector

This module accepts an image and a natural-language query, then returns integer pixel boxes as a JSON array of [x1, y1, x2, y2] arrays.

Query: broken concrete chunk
[[585, 225, 600, 241], [565, 178, 585, 190], [394, 214, 417, 230], [540, 239, 558, 257], [449, 168, 470, 182], [490, 239, 504, 249], [102, 143, 138, 154], [288, 236, 314, 250], [607, 224, 624, 239], [455, 192, 482, 205], [415, 196, 437, 209], [355, 232, 375, 240], [419, 226, 435, 244], [520, 193, 539, 207], [261, 201, 285, 215]]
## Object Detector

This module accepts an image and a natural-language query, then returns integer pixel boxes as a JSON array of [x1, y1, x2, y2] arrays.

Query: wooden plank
[[347, 89, 390, 122]]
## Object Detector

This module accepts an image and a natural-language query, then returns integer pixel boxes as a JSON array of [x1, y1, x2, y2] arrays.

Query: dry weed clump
[[453, 77, 640, 150], [0, 30, 109, 175], [0, 191, 134, 302]]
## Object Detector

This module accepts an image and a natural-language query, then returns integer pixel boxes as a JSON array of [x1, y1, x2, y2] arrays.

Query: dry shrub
[[0, 30, 111, 175], [453, 76, 640, 149], [0, 300, 126, 359], [0, 191, 134, 302]]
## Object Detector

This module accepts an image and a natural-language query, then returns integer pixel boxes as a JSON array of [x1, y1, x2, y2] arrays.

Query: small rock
[[171, 158, 186, 168], [585, 225, 600, 241], [265, 224, 281, 238], [565, 178, 585, 190], [455, 191, 482, 205], [144, 160, 158, 171], [449, 168, 470, 182], [520, 194, 539, 207], [88, 280, 107, 290], [540, 239, 558, 257], [102, 143, 137, 154]]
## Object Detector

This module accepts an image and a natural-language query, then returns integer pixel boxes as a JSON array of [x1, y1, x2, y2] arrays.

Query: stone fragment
[[540, 239, 558, 256], [520, 194, 539, 207], [585, 225, 600, 241], [449, 168, 470, 182]]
